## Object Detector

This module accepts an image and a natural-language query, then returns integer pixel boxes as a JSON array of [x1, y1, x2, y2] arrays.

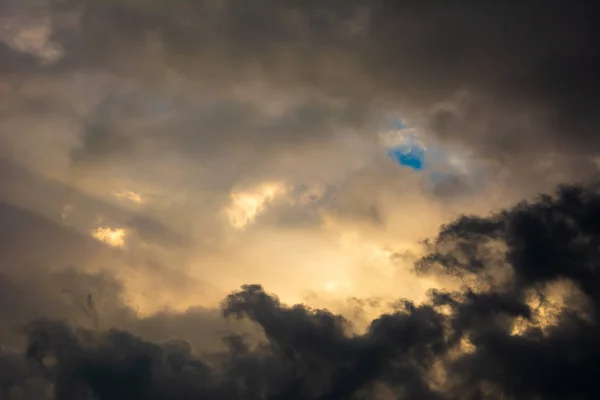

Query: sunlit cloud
[[338, 233, 398, 278], [0, 2, 597, 398], [91, 226, 127, 248], [0, 16, 65, 64], [114, 190, 146, 204], [511, 279, 591, 337], [225, 182, 288, 229]]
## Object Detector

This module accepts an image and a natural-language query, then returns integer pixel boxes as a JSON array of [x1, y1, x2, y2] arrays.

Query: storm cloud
[[2, 1, 600, 399], [1, 0, 595, 154], [0, 184, 599, 399]]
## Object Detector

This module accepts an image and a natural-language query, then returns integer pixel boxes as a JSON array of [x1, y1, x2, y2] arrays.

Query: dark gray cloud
[[0, 175, 224, 318], [67, 89, 377, 180], [3, 183, 600, 399], [0, 160, 193, 252], [0, 41, 39, 75], [0, 199, 119, 278], [0, 200, 253, 397], [19, 0, 593, 158], [3, 0, 598, 213], [125, 216, 188, 248], [3, 2, 600, 399], [415, 183, 600, 399]]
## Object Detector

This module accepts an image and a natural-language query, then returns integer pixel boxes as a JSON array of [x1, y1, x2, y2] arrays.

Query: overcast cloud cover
[[1, 0, 600, 399]]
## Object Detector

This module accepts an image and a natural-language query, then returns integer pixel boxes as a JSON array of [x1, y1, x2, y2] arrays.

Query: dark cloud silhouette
[[3, 1, 600, 399], [3, 183, 600, 399]]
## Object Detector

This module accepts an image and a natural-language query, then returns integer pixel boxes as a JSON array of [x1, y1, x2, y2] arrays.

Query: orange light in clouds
[[91, 227, 127, 247], [114, 190, 145, 204], [226, 182, 287, 229]]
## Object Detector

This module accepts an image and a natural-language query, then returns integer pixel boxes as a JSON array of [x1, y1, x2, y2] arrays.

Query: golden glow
[[114, 190, 146, 204], [323, 280, 353, 293], [116, 269, 221, 317], [510, 279, 590, 336], [91, 227, 127, 248], [338, 232, 403, 278], [459, 337, 476, 354], [225, 182, 288, 229], [0, 17, 64, 64]]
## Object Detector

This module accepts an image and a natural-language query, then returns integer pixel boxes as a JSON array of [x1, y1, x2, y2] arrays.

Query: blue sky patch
[[387, 143, 426, 171], [384, 118, 489, 197]]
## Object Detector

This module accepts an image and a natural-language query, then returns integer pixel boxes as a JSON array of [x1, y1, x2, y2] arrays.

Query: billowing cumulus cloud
[[4, 185, 600, 399], [1, 0, 600, 399]]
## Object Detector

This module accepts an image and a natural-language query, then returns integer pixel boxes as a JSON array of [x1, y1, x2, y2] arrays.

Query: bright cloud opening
[[323, 280, 353, 293], [114, 190, 146, 204], [0, 16, 65, 64], [381, 118, 488, 197], [225, 182, 288, 229], [91, 227, 127, 248]]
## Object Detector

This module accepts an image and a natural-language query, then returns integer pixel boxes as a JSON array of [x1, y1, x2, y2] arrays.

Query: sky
[[1, 1, 600, 399]]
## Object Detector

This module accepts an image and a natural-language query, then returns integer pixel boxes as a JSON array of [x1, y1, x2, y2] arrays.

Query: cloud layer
[[2, 0, 600, 399], [2, 185, 600, 399]]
